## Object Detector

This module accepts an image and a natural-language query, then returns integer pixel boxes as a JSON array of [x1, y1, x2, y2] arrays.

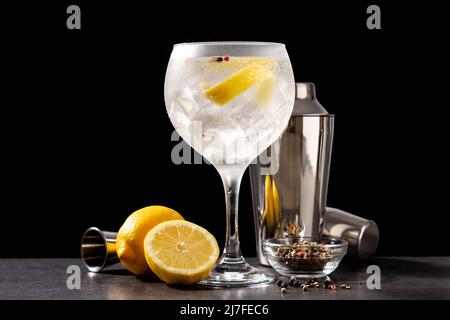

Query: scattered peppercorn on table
[[0, 257, 449, 299]]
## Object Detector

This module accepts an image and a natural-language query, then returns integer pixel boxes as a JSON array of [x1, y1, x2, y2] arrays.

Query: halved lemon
[[144, 220, 220, 285], [204, 58, 277, 105]]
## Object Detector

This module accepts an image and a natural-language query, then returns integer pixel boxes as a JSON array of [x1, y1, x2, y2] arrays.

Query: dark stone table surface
[[1, 257, 449, 300]]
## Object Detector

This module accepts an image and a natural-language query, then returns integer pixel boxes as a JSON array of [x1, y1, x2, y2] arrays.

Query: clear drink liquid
[[165, 56, 295, 166]]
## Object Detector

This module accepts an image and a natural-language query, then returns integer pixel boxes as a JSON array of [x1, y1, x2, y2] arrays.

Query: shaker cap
[[323, 207, 379, 260], [293, 83, 328, 115]]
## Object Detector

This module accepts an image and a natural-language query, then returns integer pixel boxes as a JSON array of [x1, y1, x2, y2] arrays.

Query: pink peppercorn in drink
[[164, 42, 295, 287]]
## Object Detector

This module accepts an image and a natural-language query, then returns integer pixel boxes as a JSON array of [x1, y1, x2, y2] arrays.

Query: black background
[[1, 0, 448, 258]]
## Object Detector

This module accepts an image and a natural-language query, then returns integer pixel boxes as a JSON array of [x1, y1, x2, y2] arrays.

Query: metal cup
[[81, 227, 119, 272]]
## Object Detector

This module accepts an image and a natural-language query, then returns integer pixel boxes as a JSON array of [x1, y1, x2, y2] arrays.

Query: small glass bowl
[[263, 237, 347, 278]]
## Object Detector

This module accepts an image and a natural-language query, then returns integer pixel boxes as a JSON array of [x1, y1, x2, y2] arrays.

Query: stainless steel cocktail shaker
[[250, 82, 333, 264], [250, 83, 378, 265]]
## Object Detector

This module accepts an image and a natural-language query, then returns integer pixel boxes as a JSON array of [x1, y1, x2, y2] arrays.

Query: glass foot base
[[198, 258, 274, 288]]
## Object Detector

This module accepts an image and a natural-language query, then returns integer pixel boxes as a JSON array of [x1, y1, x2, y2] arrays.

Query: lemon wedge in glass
[[204, 58, 277, 105]]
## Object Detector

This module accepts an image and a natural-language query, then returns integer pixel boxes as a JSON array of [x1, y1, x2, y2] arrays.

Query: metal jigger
[[81, 227, 119, 272]]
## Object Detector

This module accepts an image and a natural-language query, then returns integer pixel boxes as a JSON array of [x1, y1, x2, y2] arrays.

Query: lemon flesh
[[116, 206, 184, 276], [204, 59, 277, 105], [256, 76, 275, 106], [144, 220, 219, 285]]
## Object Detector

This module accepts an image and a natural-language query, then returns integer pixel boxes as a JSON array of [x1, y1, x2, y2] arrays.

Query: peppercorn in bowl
[[263, 237, 347, 278]]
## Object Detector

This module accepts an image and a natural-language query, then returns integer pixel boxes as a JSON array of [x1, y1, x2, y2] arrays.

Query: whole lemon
[[116, 205, 184, 276]]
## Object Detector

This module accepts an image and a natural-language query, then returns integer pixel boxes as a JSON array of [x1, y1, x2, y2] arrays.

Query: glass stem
[[219, 166, 246, 262]]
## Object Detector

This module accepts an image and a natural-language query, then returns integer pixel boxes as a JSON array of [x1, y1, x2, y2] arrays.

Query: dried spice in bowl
[[274, 240, 332, 272], [263, 237, 347, 278]]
